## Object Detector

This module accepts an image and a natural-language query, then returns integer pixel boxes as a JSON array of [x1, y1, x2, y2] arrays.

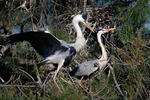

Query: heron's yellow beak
[[103, 28, 115, 32], [85, 23, 94, 33]]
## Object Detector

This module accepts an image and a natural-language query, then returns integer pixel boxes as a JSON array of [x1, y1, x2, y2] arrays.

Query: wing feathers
[[6, 31, 69, 58]]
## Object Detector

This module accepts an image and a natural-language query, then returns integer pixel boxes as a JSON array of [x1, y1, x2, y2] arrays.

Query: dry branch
[[0, 84, 39, 88], [83, 0, 87, 13], [108, 64, 124, 96], [19, 69, 35, 82], [0, 45, 9, 59], [0, 76, 4, 83]]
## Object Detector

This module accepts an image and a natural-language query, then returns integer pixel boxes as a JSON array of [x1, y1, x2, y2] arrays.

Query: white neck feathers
[[72, 19, 86, 52], [97, 33, 107, 61]]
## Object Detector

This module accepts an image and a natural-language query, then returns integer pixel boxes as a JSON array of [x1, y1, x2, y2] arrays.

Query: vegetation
[[0, 0, 150, 99]]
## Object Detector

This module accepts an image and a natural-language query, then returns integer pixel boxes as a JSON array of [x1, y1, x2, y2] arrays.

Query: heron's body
[[6, 14, 94, 91], [70, 59, 99, 76], [7, 31, 76, 65], [42, 44, 76, 66]]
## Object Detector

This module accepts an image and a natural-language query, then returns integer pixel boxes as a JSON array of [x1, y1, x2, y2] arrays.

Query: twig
[[108, 64, 124, 96], [19, 69, 35, 82], [15, 0, 29, 12], [5, 75, 14, 85], [65, 69, 76, 86], [83, 0, 87, 13], [86, 22, 97, 43], [34, 65, 42, 86], [17, 86, 29, 98], [0, 45, 9, 59], [60, 77, 72, 86], [51, 0, 72, 10], [12, 75, 21, 84], [144, 45, 150, 50], [112, 63, 130, 66], [0, 85, 39, 88], [88, 89, 94, 100], [42, 72, 52, 87], [0, 76, 4, 83], [74, 60, 80, 65]]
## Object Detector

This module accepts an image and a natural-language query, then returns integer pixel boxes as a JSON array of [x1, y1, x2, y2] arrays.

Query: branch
[[19, 69, 35, 82], [0, 45, 9, 59], [34, 64, 42, 85], [0, 84, 39, 88], [42, 72, 52, 87], [0, 76, 4, 83], [15, 0, 29, 12], [83, 0, 87, 13], [5, 75, 15, 85], [17, 87, 29, 98], [108, 64, 124, 96]]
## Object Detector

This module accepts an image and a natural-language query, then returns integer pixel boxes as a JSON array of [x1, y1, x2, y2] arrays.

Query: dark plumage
[[6, 31, 68, 58]]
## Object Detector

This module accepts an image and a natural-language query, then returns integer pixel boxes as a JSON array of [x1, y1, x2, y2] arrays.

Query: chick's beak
[[103, 28, 116, 32], [85, 23, 94, 33]]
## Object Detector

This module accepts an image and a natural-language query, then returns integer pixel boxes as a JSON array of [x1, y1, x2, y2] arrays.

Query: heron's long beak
[[85, 23, 94, 33], [103, 28, 116, 32]]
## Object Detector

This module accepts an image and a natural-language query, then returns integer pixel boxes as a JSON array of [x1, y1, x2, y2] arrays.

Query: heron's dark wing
[[6, 31, 68, 58]]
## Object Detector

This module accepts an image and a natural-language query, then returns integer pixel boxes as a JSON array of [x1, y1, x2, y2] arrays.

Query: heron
[[70, 28, 115, 88], [6, 14, 94, 91]]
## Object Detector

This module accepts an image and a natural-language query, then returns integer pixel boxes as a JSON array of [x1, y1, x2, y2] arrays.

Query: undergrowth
[[0, 0, 150, 99]]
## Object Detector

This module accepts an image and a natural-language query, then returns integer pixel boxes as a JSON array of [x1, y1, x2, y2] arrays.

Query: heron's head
[[72, 14, 94, 32], [97, 28, 115, 35]]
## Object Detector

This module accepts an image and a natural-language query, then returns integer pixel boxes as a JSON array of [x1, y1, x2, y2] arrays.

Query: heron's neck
[[97, 34, 107, 61], [73, 22, 86, 52]]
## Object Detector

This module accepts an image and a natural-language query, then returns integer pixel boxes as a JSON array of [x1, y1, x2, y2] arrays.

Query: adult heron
[[6, 14, 94, 90], [70, 28, 115, 87]]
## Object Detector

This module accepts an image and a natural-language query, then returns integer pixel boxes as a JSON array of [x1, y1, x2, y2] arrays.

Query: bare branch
[[0, 84, 39, 88], [0, 45, 9, 59], [0, 76, 4, 83], [42, 72, 52, 87], [19, 69, 35, 82], [15, 0, 29, 12], [108, 64, 124, 96], [17, 87, 29, 98], [83, 0, 87, 13], [5, 75, 15, 85], [34, 65, 42, 86]]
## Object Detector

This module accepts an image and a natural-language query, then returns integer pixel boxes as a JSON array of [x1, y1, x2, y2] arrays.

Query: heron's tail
[[37, 59, 48, 66], [69, 67, 79, 76]]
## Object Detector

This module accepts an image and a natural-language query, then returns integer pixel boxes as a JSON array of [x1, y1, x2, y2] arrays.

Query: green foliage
[[0, 0, 150, 100], [117, 0, 150, 41]]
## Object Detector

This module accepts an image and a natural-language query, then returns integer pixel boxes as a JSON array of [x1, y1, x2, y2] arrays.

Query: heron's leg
[[78, 76, 84, 88], [53, 59, 64, 92], [60, 77, 72, 86], [78, 76, 88, 93]]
